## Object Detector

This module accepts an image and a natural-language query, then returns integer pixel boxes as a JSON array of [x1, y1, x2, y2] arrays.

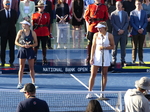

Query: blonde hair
[[98, 21, 108, 31]]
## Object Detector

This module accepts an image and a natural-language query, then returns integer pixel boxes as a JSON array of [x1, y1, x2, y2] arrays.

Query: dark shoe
[[0, 63, 4, 67], [48, 47, 53, 49], [121, 61, 126, 67], [10, 63, 14, 68], [42, 58, 47, 65], [111, 61, 116, 66], [139, 61, 145, 65], [132, 61, 136, 64]]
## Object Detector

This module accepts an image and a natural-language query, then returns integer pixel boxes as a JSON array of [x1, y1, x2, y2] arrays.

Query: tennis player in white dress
[[86, 21, 115, 99]]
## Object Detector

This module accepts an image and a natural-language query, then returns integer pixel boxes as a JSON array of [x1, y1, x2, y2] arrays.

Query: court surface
[[0, 48, 150, 112], [0, 72, 150, 91]]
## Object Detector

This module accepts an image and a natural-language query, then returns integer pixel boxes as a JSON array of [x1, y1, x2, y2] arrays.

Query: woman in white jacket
[[16, 0, 35, 31]]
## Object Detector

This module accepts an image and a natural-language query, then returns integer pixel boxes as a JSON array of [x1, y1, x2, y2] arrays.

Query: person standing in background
[[123, 0, 135, 16], [56, 0, 69, 49], [1, 0, 19, 50], [142, 0, 150, 47], [123, 0, 135, 38], [71, 0, 84, 48], [84, 0, 109, 64], [130, 0, 147, 64], [35, 0, 53, 49], [0, 0, 18, 67], [111, 1, 129, 66], [16, 0, 35, 32], [32, 1, 50, 65], [105, 0, 116, 33]]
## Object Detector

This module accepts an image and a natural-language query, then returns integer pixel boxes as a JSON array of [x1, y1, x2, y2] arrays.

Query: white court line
[[70, 74, 117, 111], [55, 54, 60, 61]]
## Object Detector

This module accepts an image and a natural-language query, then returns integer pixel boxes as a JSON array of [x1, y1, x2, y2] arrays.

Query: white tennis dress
[[93, 32, 110, 66]]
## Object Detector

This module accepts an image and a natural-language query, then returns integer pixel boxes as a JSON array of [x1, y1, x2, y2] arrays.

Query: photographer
[[124, 77, 150, 112]]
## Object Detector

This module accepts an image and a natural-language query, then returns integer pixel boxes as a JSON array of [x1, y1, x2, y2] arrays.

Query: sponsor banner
[[34, 66, 92, 73]]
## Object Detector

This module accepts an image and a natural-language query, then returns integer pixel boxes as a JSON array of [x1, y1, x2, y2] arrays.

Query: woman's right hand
[[90, 58, 94, 65]]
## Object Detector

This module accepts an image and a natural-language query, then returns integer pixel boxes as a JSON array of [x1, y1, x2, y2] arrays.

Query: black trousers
[[35, 36, 48, 49], [1, 34, 15, 64], [87, 31, 95, 45], [132, 34, 145, 61]]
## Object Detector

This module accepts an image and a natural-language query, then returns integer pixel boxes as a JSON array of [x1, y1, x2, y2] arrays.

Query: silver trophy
[[22, 40, 31, 45]]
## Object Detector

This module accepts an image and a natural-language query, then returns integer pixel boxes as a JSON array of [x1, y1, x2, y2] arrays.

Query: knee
[[29, 68, 34, 72], [90, 73, 97, 79]]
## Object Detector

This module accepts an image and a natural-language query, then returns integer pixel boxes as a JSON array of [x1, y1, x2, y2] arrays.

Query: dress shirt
[[4, 8, 11, 18], [118, 11, 122, 22], [137, 10, 141, 20], [137, 10, 141, 28]]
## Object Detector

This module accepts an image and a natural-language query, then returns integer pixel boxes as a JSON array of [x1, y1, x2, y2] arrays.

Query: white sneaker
[[57, 45, 61, 49], [99, 93, 105, 98], [64, 46, 67, 49], [17, 84, 23, 89], [86, 93, 92, 99]]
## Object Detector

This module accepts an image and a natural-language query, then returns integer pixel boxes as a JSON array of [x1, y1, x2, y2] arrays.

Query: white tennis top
[[93, 32, 111, 66]]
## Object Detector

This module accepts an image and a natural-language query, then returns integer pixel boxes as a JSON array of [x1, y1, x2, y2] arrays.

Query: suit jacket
[[1, 0, 18, 12], [0, 9, 17, 37], [17, 1, 35, 23], [111, 10, 129, 36], [130, 9, 148, 35]]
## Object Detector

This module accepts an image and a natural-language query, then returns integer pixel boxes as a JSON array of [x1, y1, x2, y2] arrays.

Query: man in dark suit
[[0, 0, 17, 67], [130, 0, 147, 64], [111, 1, 129, 66]]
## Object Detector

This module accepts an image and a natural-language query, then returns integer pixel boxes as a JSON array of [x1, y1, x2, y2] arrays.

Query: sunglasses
[[5, 3, 10, 5]]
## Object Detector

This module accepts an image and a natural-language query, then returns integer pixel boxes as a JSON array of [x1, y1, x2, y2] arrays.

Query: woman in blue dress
[[15, 20, 38, 89]]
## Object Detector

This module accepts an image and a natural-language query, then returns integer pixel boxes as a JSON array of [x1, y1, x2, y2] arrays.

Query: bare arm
[[31, 31, 38, 47], [15, 30, 24, 47], [107, 33, 115, 50], [90, 33, 98, 65]]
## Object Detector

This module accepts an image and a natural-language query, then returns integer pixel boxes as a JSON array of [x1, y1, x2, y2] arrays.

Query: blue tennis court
[[0, 72, 150, 112], [0, 72, 150, 91], [0, 48, 150, 112]]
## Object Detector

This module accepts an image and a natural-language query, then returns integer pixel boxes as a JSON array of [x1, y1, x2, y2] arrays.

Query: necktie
[[7, 10, 9, 18]]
